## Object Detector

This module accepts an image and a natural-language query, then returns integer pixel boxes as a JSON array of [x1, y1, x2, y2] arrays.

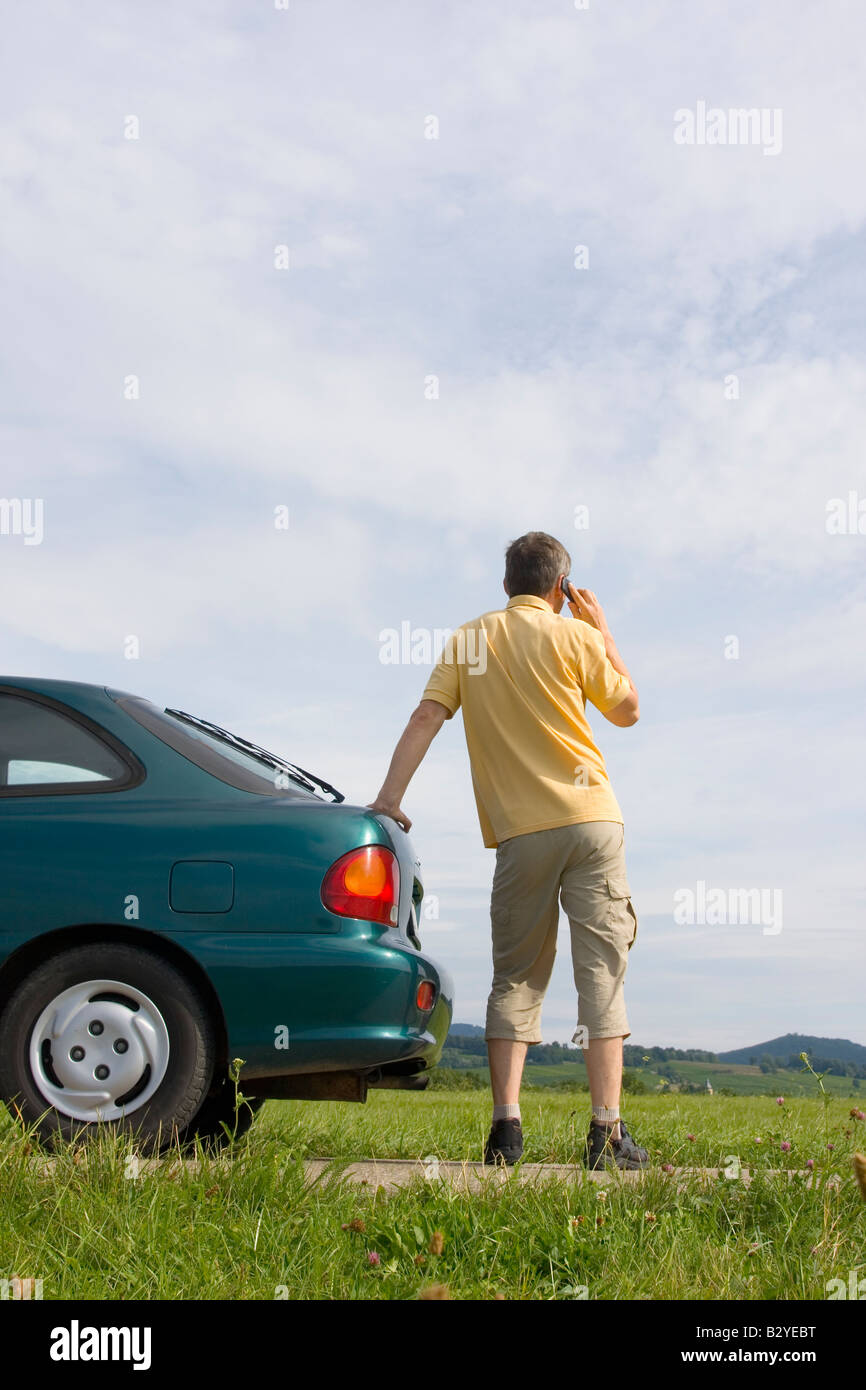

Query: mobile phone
[[560, 576, 573, 600]]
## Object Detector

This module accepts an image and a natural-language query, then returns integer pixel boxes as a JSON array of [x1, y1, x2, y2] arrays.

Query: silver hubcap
[[29, 979, 171, 1122]]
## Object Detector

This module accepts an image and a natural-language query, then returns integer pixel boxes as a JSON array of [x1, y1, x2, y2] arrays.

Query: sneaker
[[584, 1117, 650, 1171], [484, 1117, 524, 1165]]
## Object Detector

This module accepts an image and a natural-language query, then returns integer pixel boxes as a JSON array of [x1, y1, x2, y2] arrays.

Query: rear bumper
[[233, 944, 453, 1082], [244, 963, 452, 1101]]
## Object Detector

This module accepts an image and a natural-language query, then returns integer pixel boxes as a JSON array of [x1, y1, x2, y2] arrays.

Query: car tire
[[0, 942, 215, 1154], [179, 1078, 265, 1151]]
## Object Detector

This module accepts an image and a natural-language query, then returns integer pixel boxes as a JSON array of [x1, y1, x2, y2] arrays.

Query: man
[[368, 531, 648, 1170]]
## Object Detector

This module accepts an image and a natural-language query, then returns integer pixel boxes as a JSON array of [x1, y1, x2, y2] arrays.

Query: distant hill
[[447, 1026, 866, 1069], [439, 1026, 865, 1094], [718, 1034, 866, 1065]]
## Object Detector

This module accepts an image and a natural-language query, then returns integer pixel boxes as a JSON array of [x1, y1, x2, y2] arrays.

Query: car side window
[[7, 759, 111, 785], [0, 693, 134, 794]]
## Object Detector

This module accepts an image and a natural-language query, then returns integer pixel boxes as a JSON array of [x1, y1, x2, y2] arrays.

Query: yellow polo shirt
[[421, 594, 631, 848]]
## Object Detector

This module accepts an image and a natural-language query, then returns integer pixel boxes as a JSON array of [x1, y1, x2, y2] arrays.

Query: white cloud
[[2, 0, 864, 1049]]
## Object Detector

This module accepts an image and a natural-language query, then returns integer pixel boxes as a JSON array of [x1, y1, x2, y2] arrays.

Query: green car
[[0, 679, 452, 1150]]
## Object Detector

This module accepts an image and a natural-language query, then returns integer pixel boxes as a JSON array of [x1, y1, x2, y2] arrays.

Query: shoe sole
[[585, 1156, 651, 1171], [585, 1141, 650, 1171], [589, 1156, 650, 1167]]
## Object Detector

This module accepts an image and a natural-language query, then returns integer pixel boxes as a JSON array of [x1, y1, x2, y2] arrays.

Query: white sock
[[493, 1103, 521, 1122], [592, 1105, 621, 1139]]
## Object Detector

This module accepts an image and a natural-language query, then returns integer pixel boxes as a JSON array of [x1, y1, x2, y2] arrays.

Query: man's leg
[[487, 1038, 529, 1107], [559, 821, 646, 1166], [484, 829, 564, 1158], [585, 1035, 625, 1140]]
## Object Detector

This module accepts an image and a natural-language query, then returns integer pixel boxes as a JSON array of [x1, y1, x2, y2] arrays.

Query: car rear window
[[115, 696, 318, 798]]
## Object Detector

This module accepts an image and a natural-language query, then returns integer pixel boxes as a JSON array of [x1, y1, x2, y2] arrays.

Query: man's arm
[[367, 698, 449, 831], [597, 626, 640, 726], [566, 585, 640, 727]]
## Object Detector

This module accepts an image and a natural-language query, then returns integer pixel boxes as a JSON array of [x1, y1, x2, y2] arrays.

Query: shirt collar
[[505, 594, 553, 613]]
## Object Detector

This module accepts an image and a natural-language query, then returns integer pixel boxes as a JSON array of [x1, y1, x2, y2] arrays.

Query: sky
[[1, 0, 864, 1052]]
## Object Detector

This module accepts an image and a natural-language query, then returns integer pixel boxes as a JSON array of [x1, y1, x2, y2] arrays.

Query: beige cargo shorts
[[485, 820, 637, 1045]]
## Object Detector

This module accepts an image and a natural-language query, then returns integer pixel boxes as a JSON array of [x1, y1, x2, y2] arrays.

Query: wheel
[[0, 942, 215, 1153], [179, 1077, 265, 1151]]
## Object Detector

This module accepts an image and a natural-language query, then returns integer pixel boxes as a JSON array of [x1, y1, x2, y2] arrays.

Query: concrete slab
[[301, 1157, 831, 1191], [26, 1153, 846, 1193], [303, 1157, 655, 1191], [306, 1156, 612, 1191]]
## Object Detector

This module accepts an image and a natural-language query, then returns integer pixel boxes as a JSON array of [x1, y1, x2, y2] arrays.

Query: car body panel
[[0, 677, 453, 1089]]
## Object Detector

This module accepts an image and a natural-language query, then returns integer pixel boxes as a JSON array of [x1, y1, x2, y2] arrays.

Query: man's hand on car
[[367, 798, 412, 832]]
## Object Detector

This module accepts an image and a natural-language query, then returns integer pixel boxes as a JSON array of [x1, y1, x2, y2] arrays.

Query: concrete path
[[301, 1157, 831, 1192], [28, 1153, 844, 1192]]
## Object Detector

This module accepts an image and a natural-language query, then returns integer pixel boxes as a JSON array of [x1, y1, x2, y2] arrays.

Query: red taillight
[[321, 846, 400, 927], [416, 981, 436, 1012]]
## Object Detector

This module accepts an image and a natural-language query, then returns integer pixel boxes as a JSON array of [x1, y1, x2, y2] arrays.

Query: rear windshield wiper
[[165, 710, 345, 803]]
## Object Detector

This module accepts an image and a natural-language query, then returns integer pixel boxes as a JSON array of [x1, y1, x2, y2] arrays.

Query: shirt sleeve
[[421, 630, 461, 718], [578, 626, 631, 713]]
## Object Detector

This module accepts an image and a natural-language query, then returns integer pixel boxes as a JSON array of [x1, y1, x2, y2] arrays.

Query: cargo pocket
[[491, 903, 511, 929], [490, 902, 511, 948], [605, 874, 638, 949]]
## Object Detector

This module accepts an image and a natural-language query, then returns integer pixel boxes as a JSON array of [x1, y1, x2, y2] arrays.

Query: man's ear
[[503, 579, 509, 595]]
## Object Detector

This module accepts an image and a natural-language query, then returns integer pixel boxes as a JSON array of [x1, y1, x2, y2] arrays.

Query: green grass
[[1, 1089, 864, 1300]]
